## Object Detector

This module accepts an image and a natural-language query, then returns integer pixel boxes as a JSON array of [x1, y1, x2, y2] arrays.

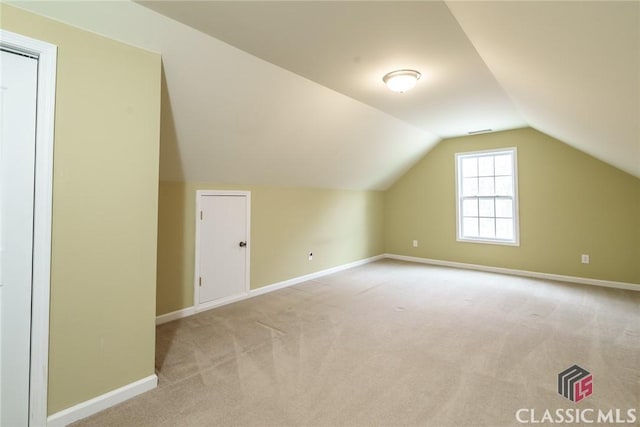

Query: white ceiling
[[447, 0, 639, 180], [138, 0, 526, 138], [8, 1, 640, 189]]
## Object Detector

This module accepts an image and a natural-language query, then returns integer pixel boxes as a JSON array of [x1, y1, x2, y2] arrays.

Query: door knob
[[239, 241, 247, 247]]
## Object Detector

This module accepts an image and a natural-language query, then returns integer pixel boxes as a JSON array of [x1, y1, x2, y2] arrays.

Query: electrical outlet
[[581, 254, 590, 264], [308, 252, 313, 261], [412, 240, 418, 248]]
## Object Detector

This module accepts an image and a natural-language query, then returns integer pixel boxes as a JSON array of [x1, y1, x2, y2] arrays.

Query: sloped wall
[[385, 127, 640, 285]]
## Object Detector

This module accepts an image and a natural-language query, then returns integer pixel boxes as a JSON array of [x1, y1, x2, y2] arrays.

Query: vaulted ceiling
[[9, 1, 640, 189]]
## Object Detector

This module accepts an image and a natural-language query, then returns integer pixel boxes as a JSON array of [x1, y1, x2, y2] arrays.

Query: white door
[[0, 49, 38, 426], [197, 193, 249, 307]]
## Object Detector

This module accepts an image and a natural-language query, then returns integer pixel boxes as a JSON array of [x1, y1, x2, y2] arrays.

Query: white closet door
[[0, 48, 38, 427], [197, 194, 248, 306]]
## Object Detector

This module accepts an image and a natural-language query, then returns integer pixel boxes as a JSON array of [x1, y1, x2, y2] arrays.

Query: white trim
[[194, 190, 251, 312], [455, 147, 520, 246], [46, 375, 157, 427], [250, 254, 386, 297], [157, 254, 385, 323], [161, 252, 638, 326], [195, 291, 251, 313], [0, 30, 57, 427], [155, 307, 195, 325], [385, 254, 640, 291]]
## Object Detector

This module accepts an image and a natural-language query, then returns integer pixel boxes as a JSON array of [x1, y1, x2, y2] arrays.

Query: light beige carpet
[[72, 260, 639, 426]]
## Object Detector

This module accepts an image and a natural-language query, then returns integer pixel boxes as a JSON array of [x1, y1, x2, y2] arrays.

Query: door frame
[[0, 30, 57, 426], [194, 190, 251, 312]]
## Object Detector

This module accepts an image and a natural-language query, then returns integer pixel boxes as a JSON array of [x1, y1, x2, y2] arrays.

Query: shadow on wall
[[156, 63, 188, 317], [155, 183, 188, 314], [159, 61, 184, 181]]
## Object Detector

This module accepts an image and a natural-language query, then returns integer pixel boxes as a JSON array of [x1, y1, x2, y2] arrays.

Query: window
[[456, 148, 519, 245]]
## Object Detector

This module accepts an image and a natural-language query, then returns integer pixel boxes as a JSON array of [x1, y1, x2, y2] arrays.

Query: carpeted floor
[[72, 260, 640, 426]]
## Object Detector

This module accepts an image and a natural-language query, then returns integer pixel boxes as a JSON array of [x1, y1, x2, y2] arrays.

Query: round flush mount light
[[382, 69, 421, 93]]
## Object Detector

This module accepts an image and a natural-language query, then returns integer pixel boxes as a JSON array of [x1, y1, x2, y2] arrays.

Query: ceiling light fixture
[[468, 129, 493, 135], [382, 69, 421, 93]]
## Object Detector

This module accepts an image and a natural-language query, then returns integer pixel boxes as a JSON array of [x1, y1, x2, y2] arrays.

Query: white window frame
[[455, 147, 520, 246]]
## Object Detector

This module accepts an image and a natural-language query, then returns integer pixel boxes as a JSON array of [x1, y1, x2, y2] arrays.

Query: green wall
[[1, 6, 162, 414], [158, 128, 639, 318], [157, 182, 385, 315], [385, 127, 640, 284]]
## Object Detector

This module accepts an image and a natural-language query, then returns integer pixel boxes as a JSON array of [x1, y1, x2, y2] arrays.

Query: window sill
[[457, 237, 520, 247]]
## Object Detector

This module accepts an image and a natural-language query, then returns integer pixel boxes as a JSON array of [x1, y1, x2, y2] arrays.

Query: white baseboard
[[249, 254, 386, 297], [384, 254, 640, 291], [155, 306, 195, 325], [195, 291, 253, 314], [156, 294, 257, 325], [47, 374, 157, 427], [155, 254, 386, 324], [157, 253, 638, 326]]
